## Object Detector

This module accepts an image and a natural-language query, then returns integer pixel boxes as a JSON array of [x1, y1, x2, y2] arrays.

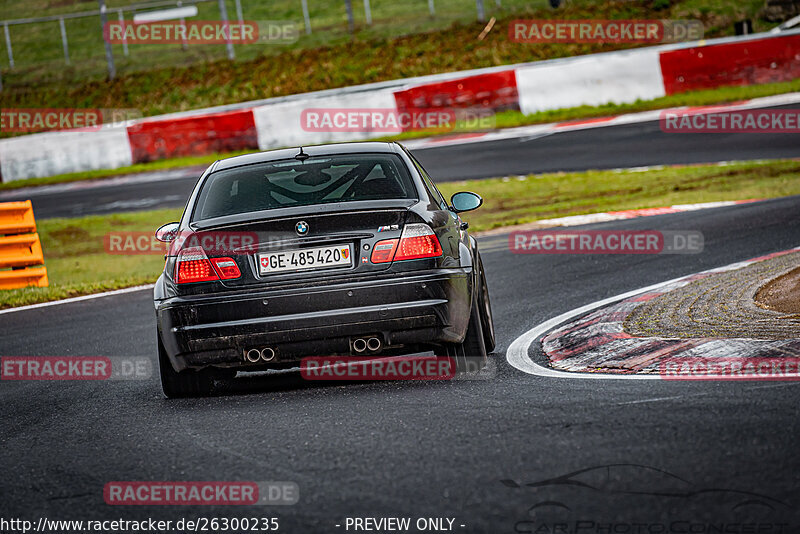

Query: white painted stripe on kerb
[[0, 284, 154, 316], [505, 249, 800, 380]]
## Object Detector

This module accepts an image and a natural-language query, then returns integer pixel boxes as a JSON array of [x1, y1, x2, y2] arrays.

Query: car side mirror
[[450, 191, 483, 213], [155, 222, 180, 242]]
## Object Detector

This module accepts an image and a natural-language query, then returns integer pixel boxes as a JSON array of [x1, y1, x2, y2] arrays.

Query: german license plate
[[258, 244, 351, 275]]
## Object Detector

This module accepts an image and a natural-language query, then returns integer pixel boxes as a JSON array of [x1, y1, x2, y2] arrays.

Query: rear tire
[[158, 335, 222, 398], [477, 254, 496, 354], [435, 292, 488, 374]]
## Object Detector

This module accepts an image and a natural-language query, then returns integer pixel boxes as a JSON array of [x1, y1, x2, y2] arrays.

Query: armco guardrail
[[0, 200, 49, 289], [2, 29, 799, 182]]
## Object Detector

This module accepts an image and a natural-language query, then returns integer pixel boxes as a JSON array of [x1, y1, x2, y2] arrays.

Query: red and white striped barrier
[[2, 30, 799, 182]]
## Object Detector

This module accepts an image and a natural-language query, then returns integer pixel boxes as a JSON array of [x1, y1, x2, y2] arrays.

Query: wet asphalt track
[[2, 195, 799, 531]]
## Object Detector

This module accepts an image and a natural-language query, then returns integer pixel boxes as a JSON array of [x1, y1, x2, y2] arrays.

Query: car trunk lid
[[184, 200, 413, 288]]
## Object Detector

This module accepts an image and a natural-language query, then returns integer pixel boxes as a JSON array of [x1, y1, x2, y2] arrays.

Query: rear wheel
[[435, 292, 487, 374], [158, 335, 229, 398]]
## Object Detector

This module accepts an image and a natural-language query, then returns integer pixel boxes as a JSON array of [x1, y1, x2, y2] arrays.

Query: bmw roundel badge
[[295, 221, 309, 235]]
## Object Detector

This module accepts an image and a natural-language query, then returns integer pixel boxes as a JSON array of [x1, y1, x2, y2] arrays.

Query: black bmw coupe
[[154, 142, 494, 397]]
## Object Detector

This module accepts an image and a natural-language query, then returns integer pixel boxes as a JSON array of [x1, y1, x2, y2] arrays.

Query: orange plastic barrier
[[0, 201, 48, 289]]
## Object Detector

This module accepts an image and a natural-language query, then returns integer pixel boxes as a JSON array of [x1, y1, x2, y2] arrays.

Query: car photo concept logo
[[504, 464, 790, 531]]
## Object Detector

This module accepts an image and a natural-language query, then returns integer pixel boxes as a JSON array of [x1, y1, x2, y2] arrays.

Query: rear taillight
[[371, 239, 399, 264], [211, 257, 241, 280], [396, 224, 442, 260], [175, 247, 218, 284], [371, 224, 442, 264]]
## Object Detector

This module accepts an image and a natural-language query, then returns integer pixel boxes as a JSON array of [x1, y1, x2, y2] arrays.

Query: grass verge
[[0, 208, 181, 309], [436, 159, 800, 231], [2, 159, 799, 309]]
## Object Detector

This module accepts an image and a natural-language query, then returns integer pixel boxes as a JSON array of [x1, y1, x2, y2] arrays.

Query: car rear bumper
[[156, 268, 471, 371]]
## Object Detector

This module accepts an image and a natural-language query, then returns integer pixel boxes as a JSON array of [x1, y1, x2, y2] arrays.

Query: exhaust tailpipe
[[245, 349, 261, 363], [260, 348, 276, 362], [367, 337, 382, 352], [353, 338, 367, 353]]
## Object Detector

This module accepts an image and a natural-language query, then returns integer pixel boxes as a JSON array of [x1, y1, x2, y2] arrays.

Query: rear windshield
[[192, 153, 417, 221]]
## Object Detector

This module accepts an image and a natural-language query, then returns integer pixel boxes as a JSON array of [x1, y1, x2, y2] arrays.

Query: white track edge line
[[505, 276, 683, 380]]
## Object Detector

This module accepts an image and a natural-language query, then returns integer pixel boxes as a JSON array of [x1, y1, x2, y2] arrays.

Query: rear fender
[[462, 235, 479, 312], [154, 273, 167, 308]]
